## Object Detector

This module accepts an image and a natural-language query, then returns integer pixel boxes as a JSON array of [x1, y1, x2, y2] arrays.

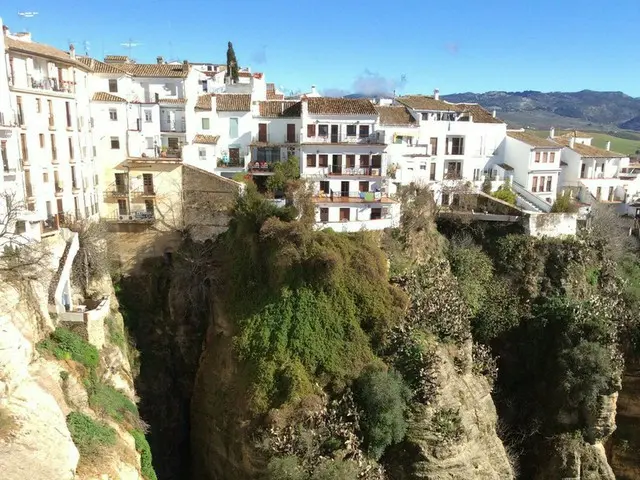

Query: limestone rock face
[[386, 342, 514, 480], [0, 245, 143, 480]]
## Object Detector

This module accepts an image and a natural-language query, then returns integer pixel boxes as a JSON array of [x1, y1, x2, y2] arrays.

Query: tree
[[481, 176, 492, 194], [588, 202, 637, 260], [226, 41, 239, 84], [492, 179, 517, 205], [266, 156, 300, 194], [550, 193, 579, 213], [69, 219, 110, 298], [0, 190, 50, 281]]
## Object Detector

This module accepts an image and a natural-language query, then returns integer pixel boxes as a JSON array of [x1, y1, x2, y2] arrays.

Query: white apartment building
[[2, 22, 99, 241], [553, 130, 635, 203], [299, 97, 398, 231], [500, 130, 563, 210]]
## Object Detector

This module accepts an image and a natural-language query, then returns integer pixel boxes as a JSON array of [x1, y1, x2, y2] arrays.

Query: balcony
[[0, 112, 16, 136], [71, 183, 81, 194], [134, 186, 156, 197], [325, 165, 383, 177], [160, 125, 186, 133], [42, 214, 61, 236], [304, 134, 384, 145], [9, 75, 76, 96], [160, 148, 182, 158], [108, 210, 155, 223], [106, 183, 128, 197], [313, 191, 396, 204], [55, 184, 64, 197], [251, 134, 299, 145]]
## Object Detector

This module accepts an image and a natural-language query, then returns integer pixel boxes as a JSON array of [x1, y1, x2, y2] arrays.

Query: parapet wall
[[524, 212, 578, 237]]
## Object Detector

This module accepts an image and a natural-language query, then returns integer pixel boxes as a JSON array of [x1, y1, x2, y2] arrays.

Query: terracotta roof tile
[[113, 63, 189, 78], [195, 94, 214, 110], [307, 97, 377, 115], [258, 101, 301, 117], [77, 56, 125, 74], [456, 103, 504, 124], [92, 92, 127, 103], [554, 138, 626, 158], [557, 130, 593, 139], [395, 95, 457, 111], [104, 55, 129, 63], [507, 131, 561, 148], [375, 106, 416, 126], [266, 83, 284, 100], [5, 36, 90, 70], [216, 94, 251, 112], [158, 98, 187, 105], [193, 134, 220, 145]]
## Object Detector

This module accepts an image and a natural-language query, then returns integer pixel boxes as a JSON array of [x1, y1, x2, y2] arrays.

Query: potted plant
[[160, 146, 168, 158]]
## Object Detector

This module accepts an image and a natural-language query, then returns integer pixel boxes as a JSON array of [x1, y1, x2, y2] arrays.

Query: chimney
[[433, 88, 440, 100], [69, 43, 76, 59], [492, 110, 496, 118], [156, 56, 164, 64], [310, 85, 317, 96], [182, 59, 189, 73], [2, 25, 8, 37], [569, 137, 575, 148], [606, 141, 611, 151], [550, 127, 555, 138]]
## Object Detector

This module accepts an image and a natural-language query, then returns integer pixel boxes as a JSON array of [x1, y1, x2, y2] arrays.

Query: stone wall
[[525, 212, 578, 237]]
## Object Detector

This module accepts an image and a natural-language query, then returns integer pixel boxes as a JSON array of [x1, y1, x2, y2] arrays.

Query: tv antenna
[[68, 39, 91, 56], [120, 38, 142, 58], [17, 11, 38, 31]]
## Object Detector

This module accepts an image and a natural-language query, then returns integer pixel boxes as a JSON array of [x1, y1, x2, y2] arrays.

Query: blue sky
[[2, 0, 640, 96]]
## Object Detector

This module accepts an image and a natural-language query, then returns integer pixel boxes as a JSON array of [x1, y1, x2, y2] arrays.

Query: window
[[43, 171, 49, 183], [546, 176, 552, 192], [229, 118, 239, 137], [146, 137, 154, 149], [65, 102, 72, 128], [542, 152, 548, 163], [307, 124, 316, 137], [92, 146, 97, 156], [1, 141, 7, 172], [110, 137, 120, 149], [319, 181, 330, 194], [535, 152, 541, 163], [109, 108, 118, 121], [201, 80, 208, 92], [108, 79, 118, 93], [359, 181, 369, 192], [199, 147, 206, 159], [50, 134, 57, 160], [145, 200, 154, 213], [39, 134, 45, 148], [419, 164, 426, 170], [370, 208, 382, 220], [346, 154, 355, 168], [346, 125, 356, 137], [168, 137, 179, 149], [320, 207, 329, 222], [68, 137, 74, 159], [36, 98, 42, 113], [339, 208, 350, 222], [549, 152, 556, 163], [117, 199, 127, 215], [360, 154, 370, 166], [532, 176, 538, 192], [430, 137, 438, 155], [473, 168, 482, 181], [448, 137, 464, 155], [20, 133, 28, 161], [306, 154, 316, 167], [15, 221, 26, 235], [143, 173, 154, 195], [430, 163, 436, 181], [144, 109, 152, 122], [358, 125, 370, 138], [16, 96, 24, 124], [202, 118, 210, 130], [319, 154, 328, 167], [318, 124, 328, 137]]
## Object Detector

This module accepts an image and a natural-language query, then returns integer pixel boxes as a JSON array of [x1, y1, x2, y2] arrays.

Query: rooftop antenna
[[67, 38, 90, 56], [17, 11, 38, 32], [120, 38, 142, 59]]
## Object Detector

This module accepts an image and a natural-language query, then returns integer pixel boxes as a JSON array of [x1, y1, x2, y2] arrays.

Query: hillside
[[441, 90, 640, 131]]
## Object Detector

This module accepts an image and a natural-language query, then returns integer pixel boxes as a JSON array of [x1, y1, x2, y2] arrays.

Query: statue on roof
[[226, 41, 239, 84]]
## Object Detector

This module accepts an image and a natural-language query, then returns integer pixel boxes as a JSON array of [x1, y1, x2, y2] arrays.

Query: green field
[[531, 130, 640, 156]]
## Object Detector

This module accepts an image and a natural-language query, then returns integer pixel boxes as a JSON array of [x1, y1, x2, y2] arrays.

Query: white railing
[[512, 181, 551, 213]]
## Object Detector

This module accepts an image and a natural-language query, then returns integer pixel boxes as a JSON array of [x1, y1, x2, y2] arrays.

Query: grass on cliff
[[130, 429, 157, 480], [222, 184, 407, 413], [66, 411, 116, 456], [37, 327, 99, 369]]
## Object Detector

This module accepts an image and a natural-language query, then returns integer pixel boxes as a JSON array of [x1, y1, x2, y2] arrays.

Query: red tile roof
[[195, 94, 214, 110], [258, 101, 301, 117], [193, 134, 220, 145], [375, 106, 417, 126], [395, 95, 457, 111], [507, 131, 561, 148], [216, 94, 251, 112], [92, 92, 127, 103], [554, 137, 626, 158], [306, 97, 377, 115], [5, 36, 90, 70], [158, 98, 187, 105]]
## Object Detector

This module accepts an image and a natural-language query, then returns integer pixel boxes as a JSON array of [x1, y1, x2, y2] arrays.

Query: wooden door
[[229, 148, 240, 166], [258, 123, 267, 143], [331, 125, 339, 143], [339, 208, 350, 221], [320, 208, 329, 222], [287, 124, 296, 143], [57, 199, 64, 225], [332, 155, 342, 174], [341, 181, 349, 196]]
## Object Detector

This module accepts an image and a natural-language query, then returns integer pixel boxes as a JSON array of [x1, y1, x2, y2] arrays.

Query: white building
[[299, 97, 398, 231], [553, 130, 635, 203], [500, 130, 563, 210], [2, 22, 100, 241]]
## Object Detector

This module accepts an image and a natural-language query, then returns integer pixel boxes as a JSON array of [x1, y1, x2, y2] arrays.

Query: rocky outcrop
[[0, 232, 144, 480], [385, 342, 514, 480]]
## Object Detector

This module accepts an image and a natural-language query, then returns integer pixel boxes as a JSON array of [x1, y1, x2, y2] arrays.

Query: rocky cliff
[[0, 231, 151, 480]]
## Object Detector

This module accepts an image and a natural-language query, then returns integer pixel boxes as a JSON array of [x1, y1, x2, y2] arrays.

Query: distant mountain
[[441, 90, 640, 131]]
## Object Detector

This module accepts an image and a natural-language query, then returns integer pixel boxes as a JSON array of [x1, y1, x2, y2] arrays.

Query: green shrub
[[431, 407, 464, 444], [87, 379, 138, 424], [130, 429, 158, 480], [266, 155, 300, 193], [60, 370, 69, 381], [106, 316, 126, 349], [550, 194, 579, 213], [311, 458, 359, 479], [491, 180, 517, 205], [473, 277, 521, 344], [37, 328, 99, 369], [388, 328, 438, 403], [66, 411, 116, 456], [447, 243, 494, 315], [266, 456, 307, 480], [353, 367, 410, 460]]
